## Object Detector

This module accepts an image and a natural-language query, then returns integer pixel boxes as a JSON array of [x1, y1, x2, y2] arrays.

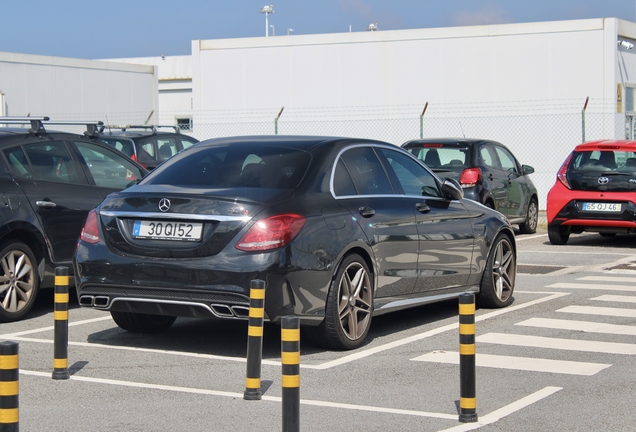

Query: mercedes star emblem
[[158, 198, 171, 212]]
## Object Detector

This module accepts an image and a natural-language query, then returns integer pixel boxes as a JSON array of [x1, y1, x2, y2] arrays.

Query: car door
[[493, 144, 526, 220], [478, 143, 510, 214], [70, 141, 146, 201], [3, 141, 104, 264], [333, 145, 419, 299], [376, 147, 474, 293]]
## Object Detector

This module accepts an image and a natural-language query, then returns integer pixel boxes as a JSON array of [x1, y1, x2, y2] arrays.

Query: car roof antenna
[[459, 120, 466, 138], [105, 114, 112, 135]]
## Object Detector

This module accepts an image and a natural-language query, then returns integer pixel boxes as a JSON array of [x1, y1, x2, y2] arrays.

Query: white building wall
[[190, 18, 636, 207], [0, 52, 157, 126]]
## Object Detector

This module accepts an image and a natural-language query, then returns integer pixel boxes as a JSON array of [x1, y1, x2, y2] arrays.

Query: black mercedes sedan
[[74, 136, 517, 350]]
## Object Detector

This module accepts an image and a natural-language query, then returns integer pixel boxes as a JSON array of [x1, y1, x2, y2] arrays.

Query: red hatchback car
[[547, 140, 636, 245]]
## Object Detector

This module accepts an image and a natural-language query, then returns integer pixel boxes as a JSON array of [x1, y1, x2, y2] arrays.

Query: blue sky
[[2, 0, 635, 59]]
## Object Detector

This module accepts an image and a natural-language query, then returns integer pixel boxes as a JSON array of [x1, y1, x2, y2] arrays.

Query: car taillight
[[80, 209, 100, 244], [459, 168, 481, 188], [236, 214, 306, 252], [557, 153, 573, 189]]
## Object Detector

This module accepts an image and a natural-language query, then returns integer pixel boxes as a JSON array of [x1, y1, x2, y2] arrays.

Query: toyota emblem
[[597, 177, 609, 185], [158, 198, 171, 212]]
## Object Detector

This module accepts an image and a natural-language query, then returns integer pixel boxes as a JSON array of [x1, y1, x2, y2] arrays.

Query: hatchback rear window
[[407, 146, 469, 171], [570, 150, 636, 172], [143, 145, 311, 189]]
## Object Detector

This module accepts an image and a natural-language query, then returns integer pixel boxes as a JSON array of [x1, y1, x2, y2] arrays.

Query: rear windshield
[[568, 150, 636, 191], [406, 146, 469, 171], [143, 145, 311, 189], [99, 138, 136, 158], [570, 150, 636, 172]]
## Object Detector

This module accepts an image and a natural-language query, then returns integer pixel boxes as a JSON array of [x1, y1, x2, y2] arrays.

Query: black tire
[[479, 234, 516, 308], [310, 254, 373, 350], [110, 311, 176, 333], [483, 200, 494, 210], [0, 241, 39, 322], [548, 224, 570, 245], [599, 233, 617, 238], [519, 198, 538, 234]]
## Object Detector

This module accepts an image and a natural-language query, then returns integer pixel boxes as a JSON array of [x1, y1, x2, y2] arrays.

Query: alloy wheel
[[337, 261, 372, 341], [0, 249, 35, 314]]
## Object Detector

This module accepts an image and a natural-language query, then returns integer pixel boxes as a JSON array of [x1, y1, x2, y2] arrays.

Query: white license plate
[[582, 202, 621, 212], [132, 220, 203, 241]]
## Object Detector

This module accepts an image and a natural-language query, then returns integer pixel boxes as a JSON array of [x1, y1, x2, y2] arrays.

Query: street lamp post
[[260, 4, 274, 37]]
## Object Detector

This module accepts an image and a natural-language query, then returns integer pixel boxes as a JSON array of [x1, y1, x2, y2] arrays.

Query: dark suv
[[403, 138, 539, 233], [0, 116, 147, 322], [98, 125, 199, 170]]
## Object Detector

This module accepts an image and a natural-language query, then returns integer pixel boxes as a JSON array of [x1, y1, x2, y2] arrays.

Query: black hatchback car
[[74, 135, 517, 350], [403, 138, 539, 234], [98, 125, 199, 170], [0, 117, 148, 322]]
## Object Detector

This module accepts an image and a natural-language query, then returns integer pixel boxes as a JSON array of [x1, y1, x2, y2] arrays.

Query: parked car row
[[1, 114, 628, 350]]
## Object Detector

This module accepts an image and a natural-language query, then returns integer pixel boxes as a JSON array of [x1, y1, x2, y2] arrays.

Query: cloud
[[451, 3, 513, 26]]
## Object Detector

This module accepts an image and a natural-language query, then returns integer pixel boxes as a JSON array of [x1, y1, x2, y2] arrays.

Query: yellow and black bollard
[[0, 341, 19, 432], [52, 266, 70, 380], [458, 292, 478, 422], [244, 279, 266, 400], [281, 315, 300, 432]]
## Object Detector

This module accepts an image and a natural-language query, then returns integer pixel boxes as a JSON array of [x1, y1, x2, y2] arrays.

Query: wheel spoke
[[15, 281, 33, 301], [2, 286, 17, 312]]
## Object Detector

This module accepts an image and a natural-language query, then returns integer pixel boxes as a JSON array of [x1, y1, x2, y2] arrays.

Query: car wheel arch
[[0, 227, 47, 278], [331, 245, 376, 293]]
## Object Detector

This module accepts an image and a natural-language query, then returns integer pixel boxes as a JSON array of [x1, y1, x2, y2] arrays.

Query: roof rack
[[0, 116, 104, 138], [101, 124, 180, 134]]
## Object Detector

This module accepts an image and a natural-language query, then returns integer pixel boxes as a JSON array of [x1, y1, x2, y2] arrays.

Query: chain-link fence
[[33, 101, 626, 210]]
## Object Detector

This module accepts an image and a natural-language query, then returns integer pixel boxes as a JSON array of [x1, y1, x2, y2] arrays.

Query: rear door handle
[[415, 203, 430, 213], [358, 206, 375, 217], [36, 200, 57, 208]]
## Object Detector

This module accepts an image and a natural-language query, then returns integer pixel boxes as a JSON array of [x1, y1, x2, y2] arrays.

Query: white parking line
[[579, 275, 636, 283], [19, 369, 457, 420], [547, 282, 636, 292], [515, 234, 548, 242], [591, 295, 636, 304], [1, 292, 569, 370], [412, 350, 610, 376], [437, 387, 562, 432], [477, 333, 636, 355], [558, 305, 636, 318], [517, 317, 636, 336], [0, 315, 112, 338], [312, 292, 569, 370]]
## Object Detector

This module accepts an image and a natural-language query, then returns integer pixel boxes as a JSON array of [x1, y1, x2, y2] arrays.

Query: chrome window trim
[[330, 143, 443, 200], [99, 210, 252, 222]]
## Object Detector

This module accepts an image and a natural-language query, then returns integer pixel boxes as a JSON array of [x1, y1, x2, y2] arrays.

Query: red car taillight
[[557, 153, 573, 190], [459, 168, 481, 187], [236, 214, 306, 252], [80, 209, 100, 244]]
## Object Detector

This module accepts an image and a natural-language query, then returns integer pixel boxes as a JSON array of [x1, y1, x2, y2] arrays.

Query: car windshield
[[142, 144, 311, 189], [407, 145, 469, 171], [568, 150, 636, 192], [570, 150, 636, 172]]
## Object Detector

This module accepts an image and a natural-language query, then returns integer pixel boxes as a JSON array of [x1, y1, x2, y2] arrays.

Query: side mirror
[[522, 165, 534, 175], [442, 178, 463, 201]]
